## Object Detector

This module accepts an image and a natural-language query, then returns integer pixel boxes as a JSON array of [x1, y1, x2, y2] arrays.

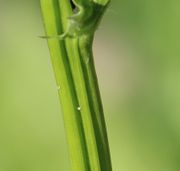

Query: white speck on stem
[[77, 106, 81, 111]]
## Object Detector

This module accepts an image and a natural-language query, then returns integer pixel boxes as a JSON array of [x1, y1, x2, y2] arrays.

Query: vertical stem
[[40, 0, 112, 171]]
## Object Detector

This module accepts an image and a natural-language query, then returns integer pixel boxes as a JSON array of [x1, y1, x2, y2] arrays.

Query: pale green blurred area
[[0, 0, 180, 171]]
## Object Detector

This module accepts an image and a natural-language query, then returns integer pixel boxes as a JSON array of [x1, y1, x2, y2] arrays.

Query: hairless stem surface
[[40, 0, 112, 170]]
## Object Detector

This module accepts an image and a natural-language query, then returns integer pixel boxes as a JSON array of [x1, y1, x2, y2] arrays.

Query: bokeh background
[[1, 0, 180, 170]]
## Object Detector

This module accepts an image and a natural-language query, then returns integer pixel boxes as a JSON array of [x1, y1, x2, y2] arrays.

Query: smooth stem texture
[[40, 0, 112, 171]]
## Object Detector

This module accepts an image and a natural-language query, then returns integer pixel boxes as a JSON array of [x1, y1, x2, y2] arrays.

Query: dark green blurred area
[[0, 0, 180, 170]]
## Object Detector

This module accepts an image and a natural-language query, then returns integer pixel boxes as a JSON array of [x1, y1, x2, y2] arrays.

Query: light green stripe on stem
[[40, 0, 112, 170]]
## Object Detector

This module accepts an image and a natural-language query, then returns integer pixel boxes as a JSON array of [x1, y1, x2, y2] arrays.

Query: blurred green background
[[1, 0, 180, 170]]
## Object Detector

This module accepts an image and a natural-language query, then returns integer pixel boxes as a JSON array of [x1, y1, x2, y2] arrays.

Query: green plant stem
[[40, 0, 112, 170]]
